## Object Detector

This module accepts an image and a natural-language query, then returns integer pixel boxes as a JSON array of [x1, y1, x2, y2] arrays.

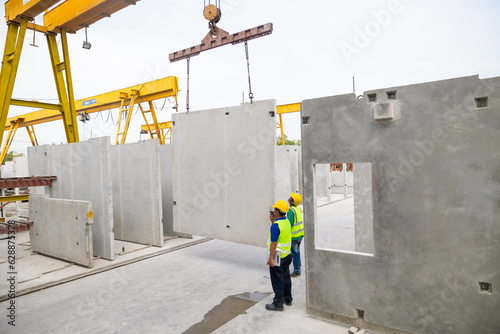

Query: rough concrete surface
[[353, 163, 374, 254], [28, 137, 115, 260], [110, 140, 163, 246], [29, 195, 93, 267], [172, 100, 277, 247], [301, 75, 500, 333]]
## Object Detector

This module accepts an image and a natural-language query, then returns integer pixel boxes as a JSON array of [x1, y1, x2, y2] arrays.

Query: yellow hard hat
[[272, 200, 289, 214], [291, 193, 302, 206]]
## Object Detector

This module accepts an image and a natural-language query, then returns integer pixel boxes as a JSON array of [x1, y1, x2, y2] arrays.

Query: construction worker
[[288, 193, 303, 277], [266, 200, 292, 311]]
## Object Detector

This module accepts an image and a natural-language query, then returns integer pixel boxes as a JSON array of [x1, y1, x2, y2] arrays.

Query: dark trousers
[[269, 254, 292, 306]]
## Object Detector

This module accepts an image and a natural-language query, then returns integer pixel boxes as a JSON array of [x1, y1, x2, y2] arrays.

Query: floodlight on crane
[[82, 27, 91, 50]]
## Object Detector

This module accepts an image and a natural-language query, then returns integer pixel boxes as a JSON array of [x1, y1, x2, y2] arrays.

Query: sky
[[1, 0, 500, 154]]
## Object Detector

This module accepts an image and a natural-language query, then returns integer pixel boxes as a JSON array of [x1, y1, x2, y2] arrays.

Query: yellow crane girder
[[44, 0, 141, 33], [4, 77, 179, 130]]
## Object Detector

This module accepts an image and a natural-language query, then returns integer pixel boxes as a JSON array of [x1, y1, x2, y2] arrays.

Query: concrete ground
[[0, 238, 357, 334], [0, 196, 364, 334]]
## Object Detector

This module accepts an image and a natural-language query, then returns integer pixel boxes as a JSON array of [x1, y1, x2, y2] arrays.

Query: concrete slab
[[28, 137, 115, 260], [301, 75, 500, 333], [110, 140, 163, 246], [353, 163, 374, 254], [275, 146, 292, 201], [159, 143, 191, 238], [29, 195, 93, 267], [172, 101, 277, 247]]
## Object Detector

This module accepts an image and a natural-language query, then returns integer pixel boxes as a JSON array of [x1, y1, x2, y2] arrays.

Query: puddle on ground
[[182, 291, 271, 334]]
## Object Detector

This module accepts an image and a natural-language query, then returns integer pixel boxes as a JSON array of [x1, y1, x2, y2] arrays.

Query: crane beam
[[169, 23, 273, 62], [43, 0, 140, 33], [3, 77, 178, 130], [5, 0, 61, 23]]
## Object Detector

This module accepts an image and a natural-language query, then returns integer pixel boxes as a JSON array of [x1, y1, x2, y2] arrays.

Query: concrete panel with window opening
[[301, 75, 500, 333]]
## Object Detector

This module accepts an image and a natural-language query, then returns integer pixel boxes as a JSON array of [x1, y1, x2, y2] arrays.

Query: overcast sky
[[1, 0, 499, 153]]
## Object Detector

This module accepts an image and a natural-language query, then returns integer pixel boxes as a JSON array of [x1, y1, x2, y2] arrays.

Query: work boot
[[285, 300, 292, 306], [290, 272, 301, 278], [265, 303, 284, 311]]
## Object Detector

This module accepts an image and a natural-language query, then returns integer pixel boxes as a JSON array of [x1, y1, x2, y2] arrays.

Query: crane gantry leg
[[46, 29, 79, 144], [0, 18, 29, 148]]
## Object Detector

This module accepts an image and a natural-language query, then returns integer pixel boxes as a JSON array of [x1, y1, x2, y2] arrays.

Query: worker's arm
[[267, 242, 277, 267]]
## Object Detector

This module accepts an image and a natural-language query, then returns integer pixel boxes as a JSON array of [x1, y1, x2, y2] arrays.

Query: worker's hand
[[267, 258, 275, 267], [269, 213, 274, 222]]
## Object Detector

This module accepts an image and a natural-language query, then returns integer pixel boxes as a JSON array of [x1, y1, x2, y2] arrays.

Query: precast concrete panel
[[110, 140, 163, 246], [28, 137, 114, 260], [29, 195, 93, 267], [301, 75, 500, 334], [159, 144, 191, 238], [172, 100, 277, 247], [275, 146, 292, 202], [287, 146, 301, 194], [353, 163, 374, 254]]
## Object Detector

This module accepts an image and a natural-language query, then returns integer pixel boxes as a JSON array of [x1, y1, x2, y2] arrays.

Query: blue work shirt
[[270, 216, 287, 242]]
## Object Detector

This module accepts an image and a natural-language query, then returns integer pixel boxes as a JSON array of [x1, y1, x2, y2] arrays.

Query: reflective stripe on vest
[[267, 218, 292, 258], [290, 206, 304, 238]]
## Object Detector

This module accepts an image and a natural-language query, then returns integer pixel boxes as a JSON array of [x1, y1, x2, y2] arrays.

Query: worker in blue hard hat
[[288, 193, 303, 277], [266, 200, 292, 311]]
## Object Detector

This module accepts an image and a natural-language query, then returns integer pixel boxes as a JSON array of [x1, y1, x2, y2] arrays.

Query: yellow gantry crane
[[0, 0, 142, 161], [1, 77, 179, 162]]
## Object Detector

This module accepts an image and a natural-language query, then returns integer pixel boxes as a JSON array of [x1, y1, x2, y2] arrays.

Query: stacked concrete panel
[[159, 144, 191, 238], [172, 100, 277, 247], [301, 75, 500, 333], [30, 195, 93, 267], [28, 137, 115, 260], [110, 140, 163, 247]]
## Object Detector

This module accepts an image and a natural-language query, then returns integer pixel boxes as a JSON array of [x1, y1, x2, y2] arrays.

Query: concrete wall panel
[[301, 75, 500, 334], [28, 137, 114, 260], [29, 195, 93, 267], [159, 144, 190, 238], [172, 101, 277, 247], [275, 146, 292, 201], [110, 140, 163, 246]]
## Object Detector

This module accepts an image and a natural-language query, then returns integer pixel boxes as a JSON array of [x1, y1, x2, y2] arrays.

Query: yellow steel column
[[279, 114, 285, 145], [46, 32, 79, 144], [119, 93, 137, 145], [0, 18, 28, 147], [59, 29, 79, 142], [26, 125, 39, 146]]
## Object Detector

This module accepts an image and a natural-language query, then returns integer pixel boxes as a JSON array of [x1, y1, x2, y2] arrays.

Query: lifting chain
[[244, 41, 254, 104]]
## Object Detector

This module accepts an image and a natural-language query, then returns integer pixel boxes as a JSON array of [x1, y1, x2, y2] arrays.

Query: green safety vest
[[290, 206, 304, 238], [267, 218, 292, 258]]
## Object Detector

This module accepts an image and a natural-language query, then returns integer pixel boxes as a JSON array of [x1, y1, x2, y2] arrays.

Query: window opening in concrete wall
[[386, 91, 396, 100], [475, 97, 488, 108], [367, 93, 377, 102], [314, 163, 374, 255], [479, 282, 492, 294]]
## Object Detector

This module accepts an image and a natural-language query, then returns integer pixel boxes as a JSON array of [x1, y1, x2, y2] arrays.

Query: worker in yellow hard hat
[[266, 200, 292, 311], [287, 193, 303, 277]]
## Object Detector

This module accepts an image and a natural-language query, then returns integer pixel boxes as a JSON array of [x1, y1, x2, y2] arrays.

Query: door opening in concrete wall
[[314, 163, 374, 255]]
